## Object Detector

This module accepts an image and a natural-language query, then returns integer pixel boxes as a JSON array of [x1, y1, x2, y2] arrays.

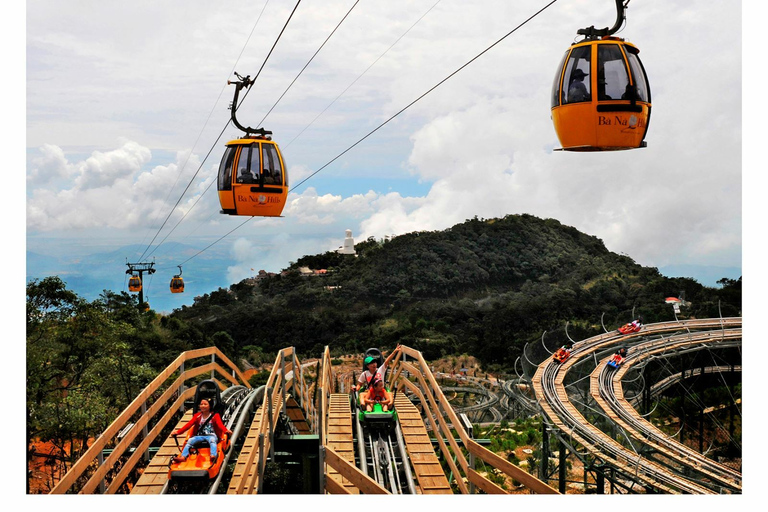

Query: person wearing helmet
[[355, 344, 401, 392]]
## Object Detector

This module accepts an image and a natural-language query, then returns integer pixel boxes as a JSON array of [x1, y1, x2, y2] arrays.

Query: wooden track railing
[[229, 346, 315, 493], [50, 347, 250, 494], [393, 346, 558, 494]]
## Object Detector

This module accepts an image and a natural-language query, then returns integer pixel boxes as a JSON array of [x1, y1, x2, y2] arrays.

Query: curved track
[[531, 318, 741, 494], [591, 333, 741, 492]]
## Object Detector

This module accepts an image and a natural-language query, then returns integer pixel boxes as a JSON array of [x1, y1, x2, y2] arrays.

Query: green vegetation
[[172, 214, 742, 370]]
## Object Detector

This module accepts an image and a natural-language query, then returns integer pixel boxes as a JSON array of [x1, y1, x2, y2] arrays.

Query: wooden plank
[[285, 396, 311, 434], [325, 446, 389, 494], [227, 406, 264, 494], [325, 394, 358, 494], [131, 408, 195, 494], [394, 394, 452, 494], [467, 468, 508, 494], [399, 373, 467, 494]]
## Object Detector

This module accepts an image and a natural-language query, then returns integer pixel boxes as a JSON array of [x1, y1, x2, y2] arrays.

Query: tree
[[27, 278, 157, 492]]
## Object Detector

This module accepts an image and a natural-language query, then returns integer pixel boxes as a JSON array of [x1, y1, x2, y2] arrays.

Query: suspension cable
[[136, 0, 272, 262], [283, 0, 444, 149], [162, 0, 560, 268], [290, 0, 559, 192], [138, 0, 302, 262], [256, 0, 362, 128]]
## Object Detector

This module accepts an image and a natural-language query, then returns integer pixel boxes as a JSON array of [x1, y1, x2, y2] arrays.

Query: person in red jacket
[[172, 398, 232, 463]]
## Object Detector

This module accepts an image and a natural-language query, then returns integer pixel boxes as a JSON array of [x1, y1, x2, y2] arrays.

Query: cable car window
[[563, 46, 591, 104], [236, 145, 260, 184], [551, 51, 569, 108], [217, 146, 236, 191], [625, 51, 650, 102], [597, 44, 630, 101], [248, 144, 261, 182], [262, 144, 283, 186]]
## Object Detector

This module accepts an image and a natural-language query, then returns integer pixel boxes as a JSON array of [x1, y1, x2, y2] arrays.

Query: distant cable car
[[217, 73, 288, 217], [551, 0, 651, 151], [128, 275, 142, 292], [170, 266, 184, 294]]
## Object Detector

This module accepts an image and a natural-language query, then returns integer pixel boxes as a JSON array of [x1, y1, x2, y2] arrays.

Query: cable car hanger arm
[[577, 0, 628, 39], [227, 72, 272, 137]]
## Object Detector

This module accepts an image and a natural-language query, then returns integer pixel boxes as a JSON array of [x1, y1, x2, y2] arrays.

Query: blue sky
[[20, 0, 750, 315]]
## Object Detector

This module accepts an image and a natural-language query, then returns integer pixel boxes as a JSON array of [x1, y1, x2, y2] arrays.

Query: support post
[[539, 421, 550, 482], [281, 353, 287, 418], [98, 451, 106, 494], [460, 413, 475, 494], [596, 468, 604, 494], [559, 439, 567, 494], [179, 361, 186, 413], [267, 388, 275, 459], [258, 433, 265, 494], [141, 401, 149, 462], [319, 445, 326, 493]]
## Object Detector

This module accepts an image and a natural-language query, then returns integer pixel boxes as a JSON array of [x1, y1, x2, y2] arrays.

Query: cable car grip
[[228, 72, 272, 137], [577, 0, 629, 39]]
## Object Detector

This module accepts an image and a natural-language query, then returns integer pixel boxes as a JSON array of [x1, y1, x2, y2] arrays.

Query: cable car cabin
[[551, 37, 651, 151], [217, 136, 288, 217], [128, 275, 142, 292], [170, 275, 184, 294]]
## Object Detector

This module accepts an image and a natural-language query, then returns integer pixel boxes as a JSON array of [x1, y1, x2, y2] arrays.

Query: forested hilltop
[[172, 214, 742, 368]]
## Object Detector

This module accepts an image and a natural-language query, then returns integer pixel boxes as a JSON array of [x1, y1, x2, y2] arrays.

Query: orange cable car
[[128, 275, 142, 292], [170, 266, 184, 294], [551, 0, 651, 151], [217, 73, 288, 217]]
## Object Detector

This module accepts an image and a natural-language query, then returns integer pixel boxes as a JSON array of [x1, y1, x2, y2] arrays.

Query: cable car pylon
[[126, 259, 156, 309]]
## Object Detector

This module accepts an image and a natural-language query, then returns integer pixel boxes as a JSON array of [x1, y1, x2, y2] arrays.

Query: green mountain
[[170, 214, 741, 369]]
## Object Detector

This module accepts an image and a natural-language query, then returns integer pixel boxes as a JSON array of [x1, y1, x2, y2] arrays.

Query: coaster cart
[[168, 380, 231, 481], [606, 348, 627, 370], [552, 346, 572, 364], [618, 320, 642, 334], [351, 348, 417, 493], [353, 348, 398, 427]]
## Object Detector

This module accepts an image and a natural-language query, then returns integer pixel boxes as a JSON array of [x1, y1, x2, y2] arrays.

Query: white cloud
[[26, 140, 215, 232], [28, 144, 74, 181], [25, 0, 744, 284], [73, 140, 151, 190]]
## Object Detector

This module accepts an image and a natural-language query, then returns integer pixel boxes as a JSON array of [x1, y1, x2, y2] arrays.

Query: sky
[[20, 0, 750, 315]]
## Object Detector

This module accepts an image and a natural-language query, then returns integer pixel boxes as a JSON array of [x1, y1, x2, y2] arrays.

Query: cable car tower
[[126, 260, 155, 309]]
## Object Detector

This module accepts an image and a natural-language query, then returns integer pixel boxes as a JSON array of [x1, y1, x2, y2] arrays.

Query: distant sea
[[657, 264, 741, 288], [26, 239, 741, 316]]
